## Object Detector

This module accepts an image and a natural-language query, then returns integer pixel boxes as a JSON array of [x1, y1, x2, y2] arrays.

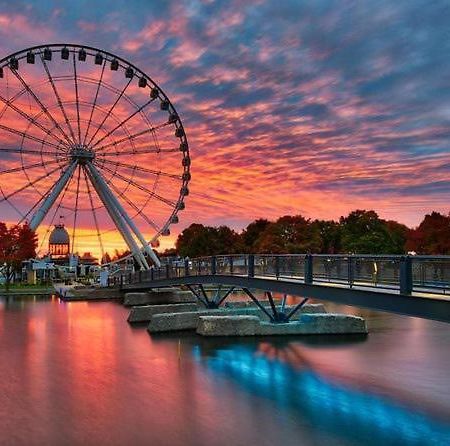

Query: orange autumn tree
[[0, 223, 37, 290]]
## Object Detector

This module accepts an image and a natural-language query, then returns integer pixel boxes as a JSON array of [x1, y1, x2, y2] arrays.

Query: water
[[0, 295, 449, 446]]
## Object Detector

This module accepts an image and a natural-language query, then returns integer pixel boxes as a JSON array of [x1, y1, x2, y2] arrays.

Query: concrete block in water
[[257, 313, 367, 336], [146, 304, 328, 333], [123, 289, 194, 306], [58, 286, 123, 301], [148, 290, 194, 305], [197, 316, 260, 336], [148, 311, 210, 332], [235, 303, 325, 320], [128, 303, 198, 323]]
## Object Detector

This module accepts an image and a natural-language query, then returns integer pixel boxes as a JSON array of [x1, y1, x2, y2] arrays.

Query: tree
[[241, 219, 271, 252], [339, 210, 408, 254], [385, 220, 410, 254], [311, 219, 342, 254], [254, 215, 322, 253], [0, 223, 37, 289], [406, 212, 450, 254], [176, 224, 243, 257], [101, 252, 112, 264], [160, 248, 177, 257]]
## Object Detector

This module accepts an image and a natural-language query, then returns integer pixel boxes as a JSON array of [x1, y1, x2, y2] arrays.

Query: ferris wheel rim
[[0, 43, 191, 265]]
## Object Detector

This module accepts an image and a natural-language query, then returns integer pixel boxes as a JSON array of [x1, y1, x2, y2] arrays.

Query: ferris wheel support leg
[[84, 164, 149, 270], [29, 161, 78, 231], [85, 162, 161, 267]]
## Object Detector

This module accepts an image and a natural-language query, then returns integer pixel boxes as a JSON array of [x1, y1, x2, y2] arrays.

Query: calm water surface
[[0, 295, 449, 446]]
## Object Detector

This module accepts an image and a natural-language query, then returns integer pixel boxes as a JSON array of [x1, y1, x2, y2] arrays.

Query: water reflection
[[1, 295, 449, 446], [193, 342, 450, 446]]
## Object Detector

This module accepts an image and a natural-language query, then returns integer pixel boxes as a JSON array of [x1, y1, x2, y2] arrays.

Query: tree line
[[174, 210, 450, 257]]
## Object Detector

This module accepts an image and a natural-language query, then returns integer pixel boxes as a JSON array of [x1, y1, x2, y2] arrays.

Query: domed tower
[[49, 223, 70, 261]]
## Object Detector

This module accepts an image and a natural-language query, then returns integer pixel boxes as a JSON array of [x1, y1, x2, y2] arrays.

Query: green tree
[[176, 224, 243, 257], [255, 215, 322, 253], [311, 219, 342, 253], [385, 220, 410, 254], [339, 210, 407, 254], [241, 219, 271, 252]]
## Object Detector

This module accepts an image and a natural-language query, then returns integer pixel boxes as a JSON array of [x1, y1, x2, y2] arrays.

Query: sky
[[0, 0, 448, 258]]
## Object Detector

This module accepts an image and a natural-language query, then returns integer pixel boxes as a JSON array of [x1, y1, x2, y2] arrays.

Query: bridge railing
[[116, 254, 450, 295], [412, 256, 450, 294]]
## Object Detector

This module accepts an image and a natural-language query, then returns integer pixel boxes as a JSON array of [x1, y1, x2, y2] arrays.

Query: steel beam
[[86, 162, 160, 267], [84, 163, 149, 270], [29, 161, 77, 231]]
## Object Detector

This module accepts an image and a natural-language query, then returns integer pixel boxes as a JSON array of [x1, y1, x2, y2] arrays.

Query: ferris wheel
[[0, 44, 191, 269]]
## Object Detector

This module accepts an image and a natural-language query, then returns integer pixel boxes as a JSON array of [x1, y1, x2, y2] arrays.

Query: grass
[[1, 283, 53, 291]]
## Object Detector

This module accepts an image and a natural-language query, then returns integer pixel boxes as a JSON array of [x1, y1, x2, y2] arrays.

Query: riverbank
[[0, 286, 54, 296]]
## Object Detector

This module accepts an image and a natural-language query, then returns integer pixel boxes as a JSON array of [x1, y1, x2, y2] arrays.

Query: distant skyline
[[0, 0, 448, 257]]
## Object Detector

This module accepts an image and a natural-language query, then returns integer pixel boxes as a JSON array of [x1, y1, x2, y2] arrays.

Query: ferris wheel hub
[[70, 144, 95, 164]]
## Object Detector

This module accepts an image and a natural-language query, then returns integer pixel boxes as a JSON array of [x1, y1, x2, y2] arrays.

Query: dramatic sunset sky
[[0, 0, 448, 257]]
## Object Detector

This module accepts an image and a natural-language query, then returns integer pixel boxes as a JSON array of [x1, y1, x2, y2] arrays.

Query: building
[[48, 223, 70, 264]]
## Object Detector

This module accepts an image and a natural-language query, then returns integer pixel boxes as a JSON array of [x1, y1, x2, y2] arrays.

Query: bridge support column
[[248, 255, 255, 278], [400, 255, 413, 295], [304, 254, 313, 284]]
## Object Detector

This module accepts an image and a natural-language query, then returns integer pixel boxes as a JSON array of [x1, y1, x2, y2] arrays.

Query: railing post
[[275, 255, 280, 278], [166, 264, 170, 279], [150, 268, 154, 281], [138, 270, 142, 283], [304, 254, 313, 284], [400, 255, 413, 295], [348, 255, 354, 288], [184, 259, 189, 277], [120, 274, 123, 287], [229, 256, 233, 275], [248, 254, 255, 278], [211, 256, 217, 275]]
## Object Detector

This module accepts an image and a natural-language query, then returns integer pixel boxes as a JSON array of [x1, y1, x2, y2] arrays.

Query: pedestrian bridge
[[116, 254, 450, 324]]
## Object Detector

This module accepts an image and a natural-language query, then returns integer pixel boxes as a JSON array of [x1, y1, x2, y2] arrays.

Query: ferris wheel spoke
[[94, 158, 182, 180], [40, 55, 77, 144], [82, 166, 105, 260], [90, 97, 156, 150], [0, 123, 65, 151], [0, 92, 70, 150], [95, 121, 171, 153], [72, 53, 82, 144], [0, 147, 65, 157], [84, 162, 150, 269], [28, 161, 77, 231], [70, 164, 82, 254], [83, 59, 107, 146], [0, 164, 63, 203], [107, 179, 161, 233], [85, 161, 159, 267], [98, 163, 177, 207], [98, 147, 179, 157], [36, 166, 75, 253], [0, 158, 61, 175], [17, 164, 69, 226], [86, 77, 133, 147], [9, 68, 74, 147]]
